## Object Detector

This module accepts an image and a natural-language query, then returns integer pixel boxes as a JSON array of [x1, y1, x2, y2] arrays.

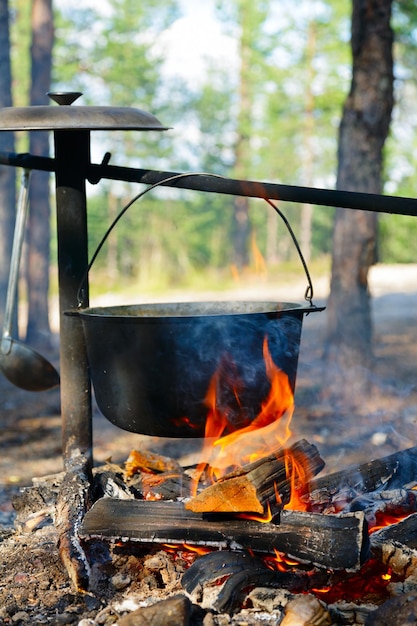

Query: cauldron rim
[[73, 300, 324, 322]]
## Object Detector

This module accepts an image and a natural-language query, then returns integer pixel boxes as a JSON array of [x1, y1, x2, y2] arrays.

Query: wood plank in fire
[[185, 439, 325, 514], [79, 497, 369, 572]]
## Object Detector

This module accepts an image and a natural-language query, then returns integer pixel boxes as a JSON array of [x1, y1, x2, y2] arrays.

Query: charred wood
[[349, 489, 417, 528], [93, 470, 135, 501], [93, 467, 192, 502], [305, 446, 417, 514], [79, 498, 369, 571], [327, 602, 377, 625], [55, 451, 92, 591], [138, 472, 193, 501], [364, 594, 417, 626], [279, 509, 369, 571], [182, 550, 331, 614], [117, 594, 192, 626], [370, 512, 417, 577]]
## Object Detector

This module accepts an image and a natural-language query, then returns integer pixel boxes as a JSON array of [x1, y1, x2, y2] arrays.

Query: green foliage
[[380, 0, 417, 262], [379, 213, 417, 263], [11, 0, 417, 300], [10, 0, 31, 106], [9, 0, 32, 153], [53, 0, 178, 103], [311, 205, 335, 255]]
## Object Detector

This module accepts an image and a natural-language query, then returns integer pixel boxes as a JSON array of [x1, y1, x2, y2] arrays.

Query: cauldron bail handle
[[76, 173, 210, 306], [76, 172, 317, 309], [264, 197, 316, 310], [76, 172, 230, 307]]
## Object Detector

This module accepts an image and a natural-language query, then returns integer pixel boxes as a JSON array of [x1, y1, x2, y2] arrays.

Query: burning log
[[348, 489, 417, 528], [370, 512, 417, 578], [79, 498, 369, 571], [124, 449, 183, 477], [181, 549, 332, 614], [93, 462, 192, 502], [186, 439, 325, 514], [186, 472, 264, 513], [305, 445, 417, 515]]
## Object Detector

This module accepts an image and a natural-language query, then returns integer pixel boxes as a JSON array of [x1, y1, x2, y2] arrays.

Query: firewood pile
[[11, 440, 415, 625]]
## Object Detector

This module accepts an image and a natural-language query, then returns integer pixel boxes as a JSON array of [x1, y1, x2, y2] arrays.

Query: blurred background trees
[[323, 0, 394, 398], [26, 0, 54, 348], [44, 0, 417, 282]]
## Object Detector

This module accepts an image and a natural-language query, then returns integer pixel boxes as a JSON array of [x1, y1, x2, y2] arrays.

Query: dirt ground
[[1, 264, 417, 624]]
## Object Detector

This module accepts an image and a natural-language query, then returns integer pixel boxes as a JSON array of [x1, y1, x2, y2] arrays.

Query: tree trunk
[[299, 17, 317, 265], [26, 0, 54, 348], [323, 0, 394, 402], [231, 3, 253, 270]]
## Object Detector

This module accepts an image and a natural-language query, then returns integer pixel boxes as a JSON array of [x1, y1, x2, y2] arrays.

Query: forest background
[[8, 1, 417, 285], [0, 0, 417, 398]]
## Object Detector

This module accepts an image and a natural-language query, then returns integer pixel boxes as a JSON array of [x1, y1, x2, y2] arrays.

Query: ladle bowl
[[0, 169, 60, 392], [0, 336, 59, 391]]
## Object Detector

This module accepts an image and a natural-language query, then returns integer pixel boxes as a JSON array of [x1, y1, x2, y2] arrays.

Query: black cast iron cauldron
[[74, 300, 323, 438], [68, 174, 324, 438]]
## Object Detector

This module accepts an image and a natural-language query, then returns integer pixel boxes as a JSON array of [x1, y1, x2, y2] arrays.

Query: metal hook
[[88, 152, 112, 185]]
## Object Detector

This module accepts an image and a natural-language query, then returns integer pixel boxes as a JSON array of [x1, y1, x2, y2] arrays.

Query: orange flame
[[262, 549, 302, 572], [370, 512, 409, 533], [283, 450, 310, 511], [251, 232, 267, 278], [235, 502, 274, 524], [192, 337, 297, 500], [182, 544, 213, 556]]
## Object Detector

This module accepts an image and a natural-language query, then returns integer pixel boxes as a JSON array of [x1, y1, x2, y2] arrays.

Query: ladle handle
[[2, 169, 31, 342]]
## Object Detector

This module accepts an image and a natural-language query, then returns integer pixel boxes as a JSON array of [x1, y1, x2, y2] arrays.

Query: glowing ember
[[370, 512, 409, 533], [311, 559, 395, 604]]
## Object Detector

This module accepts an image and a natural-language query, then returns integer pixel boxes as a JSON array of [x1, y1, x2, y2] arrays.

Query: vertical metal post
[[53, 129, 92, 469]]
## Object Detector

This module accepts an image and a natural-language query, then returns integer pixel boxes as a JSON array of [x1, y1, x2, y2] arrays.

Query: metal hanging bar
[[1, 150, 417, 217]]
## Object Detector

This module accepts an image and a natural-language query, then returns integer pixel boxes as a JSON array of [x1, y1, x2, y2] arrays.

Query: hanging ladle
[[0, 169, 60, 391]]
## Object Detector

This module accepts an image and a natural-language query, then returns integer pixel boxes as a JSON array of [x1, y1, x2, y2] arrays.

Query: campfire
[[55, 338, 417, 625]]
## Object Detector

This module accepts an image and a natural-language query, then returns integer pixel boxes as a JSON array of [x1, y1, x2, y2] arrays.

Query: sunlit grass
[[48, 255, 331, 305]]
